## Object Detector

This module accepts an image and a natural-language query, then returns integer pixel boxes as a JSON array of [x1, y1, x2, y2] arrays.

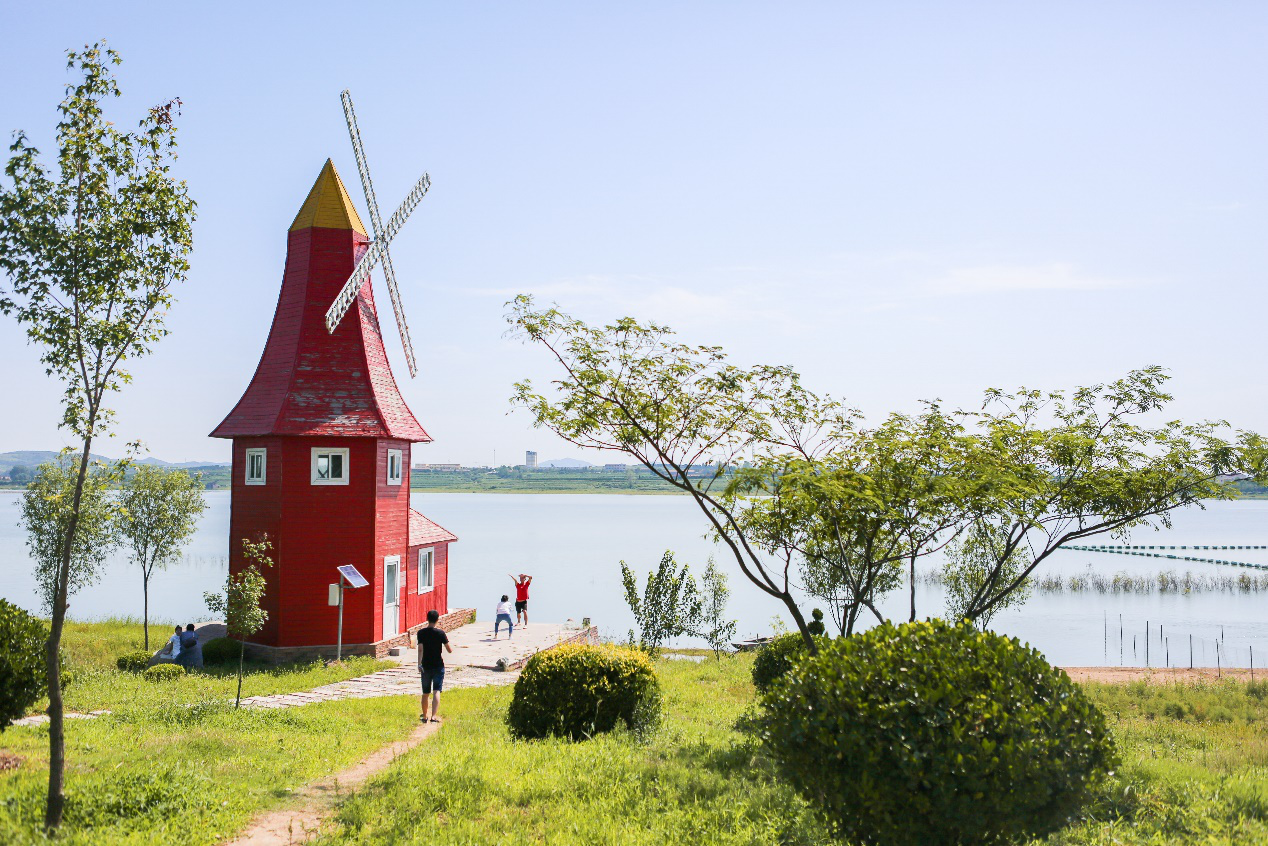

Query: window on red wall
[[418, 548, 434, 593]]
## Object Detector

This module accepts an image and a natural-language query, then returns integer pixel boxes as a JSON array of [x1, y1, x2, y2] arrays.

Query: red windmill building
[[212, 100, 467, 659]]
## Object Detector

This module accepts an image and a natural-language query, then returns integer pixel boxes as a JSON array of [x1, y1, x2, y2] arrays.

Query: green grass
[[0, 696, 420, 845], [315, 655, 826, 845], [1048, 680, 1268, 844], [0, 620, 420, 845], [41, 617, 385, 713]]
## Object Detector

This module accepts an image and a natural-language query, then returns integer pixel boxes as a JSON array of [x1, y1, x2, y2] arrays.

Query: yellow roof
[[289, 159, 367, 235]]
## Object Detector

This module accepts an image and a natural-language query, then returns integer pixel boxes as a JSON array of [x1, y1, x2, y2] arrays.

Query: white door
[[383, 556, 400, 639]]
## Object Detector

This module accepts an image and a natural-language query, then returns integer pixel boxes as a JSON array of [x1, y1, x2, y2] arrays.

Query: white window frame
[[310, 447, 350, 485], [245, 448, 267, 486], [387, 448, 403, 486], [417, 548, 435, 593]]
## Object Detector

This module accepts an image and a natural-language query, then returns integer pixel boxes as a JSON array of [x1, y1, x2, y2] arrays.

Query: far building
[[210, 161, 462, 660], [525, 450, 538, 469]]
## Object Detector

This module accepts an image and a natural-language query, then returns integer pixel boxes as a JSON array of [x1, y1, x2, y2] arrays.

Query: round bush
[[507, 643, 661, 740], [201, 637, 242, 665], [142, 664, 185, 682], [116, 650, 152, 673], [759, 619, 1117, 846], [0, 599, 49, 730], [751, 632, 811, 692]]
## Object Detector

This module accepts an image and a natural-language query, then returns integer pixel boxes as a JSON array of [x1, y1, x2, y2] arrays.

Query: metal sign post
[[333, 564, 369, 662]]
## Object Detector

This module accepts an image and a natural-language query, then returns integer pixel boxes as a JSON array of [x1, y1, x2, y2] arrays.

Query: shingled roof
[[409, 509, 458, 546], [211, 161, 430, 442]]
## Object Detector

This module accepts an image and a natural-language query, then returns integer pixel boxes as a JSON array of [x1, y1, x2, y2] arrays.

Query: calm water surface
[[1, 492, 1264, 666]]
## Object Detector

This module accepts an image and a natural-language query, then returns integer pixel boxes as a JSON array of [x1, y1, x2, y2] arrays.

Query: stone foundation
[[504, 625, 600, 670], [239, 608, 477, 664]]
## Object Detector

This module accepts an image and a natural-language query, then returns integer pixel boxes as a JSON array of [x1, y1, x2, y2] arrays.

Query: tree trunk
[[143, 570, 150, 650], [45, 433, 93, 831], [235, 645, 244, 709], [909, 557, 917, 622]]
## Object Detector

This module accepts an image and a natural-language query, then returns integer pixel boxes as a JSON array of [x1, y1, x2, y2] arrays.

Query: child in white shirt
[[494, 595, 514, 640]]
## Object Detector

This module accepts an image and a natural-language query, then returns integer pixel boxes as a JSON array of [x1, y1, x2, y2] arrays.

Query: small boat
[[731, 637, 775, 652]]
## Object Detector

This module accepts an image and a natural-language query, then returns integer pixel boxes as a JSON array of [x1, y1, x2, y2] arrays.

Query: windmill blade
[[340, 90, 418, 376], [324, 171, 431, 335]]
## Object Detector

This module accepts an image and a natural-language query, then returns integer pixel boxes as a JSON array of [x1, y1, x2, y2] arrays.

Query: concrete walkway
[[390, 621, 589, 670]]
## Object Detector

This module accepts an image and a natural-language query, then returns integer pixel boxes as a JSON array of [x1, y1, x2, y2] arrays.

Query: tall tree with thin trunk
[[0, 44, 194, 829], [120, 464, 208, 649], [204, 536, 273, 708]]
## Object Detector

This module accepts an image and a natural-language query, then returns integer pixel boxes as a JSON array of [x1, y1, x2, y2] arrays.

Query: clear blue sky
[[2, 3, 1265, 465]]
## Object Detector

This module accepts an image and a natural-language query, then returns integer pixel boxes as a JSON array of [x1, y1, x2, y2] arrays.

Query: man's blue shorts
[[420, 666, 445, 694]]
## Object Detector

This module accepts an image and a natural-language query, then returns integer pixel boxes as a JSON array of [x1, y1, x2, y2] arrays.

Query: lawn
[[311, 658, 1268, 846], [0, 617, 419, 845], [316, 655, 826, 845], [39, 617, 386, 714]]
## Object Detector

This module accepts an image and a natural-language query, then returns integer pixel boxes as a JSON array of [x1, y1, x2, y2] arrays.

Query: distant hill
[[540, 458, 594, 468], [1, 450, 228, 471]]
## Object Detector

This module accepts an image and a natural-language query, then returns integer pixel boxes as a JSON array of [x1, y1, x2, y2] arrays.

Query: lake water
[[1, 491, 1265, 667]]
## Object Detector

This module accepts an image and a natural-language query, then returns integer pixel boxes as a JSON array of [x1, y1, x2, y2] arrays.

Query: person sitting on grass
[[416, 609, 452, 724], [160, 625, 182, 662], [178, 623, 203, 669], [494, 594, 515, 640], [510, 572, 532, 627]]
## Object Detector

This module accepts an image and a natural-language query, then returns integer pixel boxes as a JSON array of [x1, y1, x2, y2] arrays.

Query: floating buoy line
[[1058, 543, 1268, 570]]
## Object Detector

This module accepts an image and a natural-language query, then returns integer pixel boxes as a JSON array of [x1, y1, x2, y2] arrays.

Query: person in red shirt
[[509, 573, 532, 628]]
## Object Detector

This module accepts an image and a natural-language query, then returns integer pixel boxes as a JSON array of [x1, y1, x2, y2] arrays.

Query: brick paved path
[[238, 663, 518, 710]]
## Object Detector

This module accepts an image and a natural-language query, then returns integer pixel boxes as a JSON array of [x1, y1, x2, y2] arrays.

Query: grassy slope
[[0, 618, 420, 845], [1052, 681, 1268, 844], [317, 655, 826, 846], [47, 617, 385, 713], [315, 660, 1268, 846]]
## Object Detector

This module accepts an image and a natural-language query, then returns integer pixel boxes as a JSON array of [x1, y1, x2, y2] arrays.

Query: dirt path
[[1062, 666, 1260, 685], [224, 720, 440, 845]]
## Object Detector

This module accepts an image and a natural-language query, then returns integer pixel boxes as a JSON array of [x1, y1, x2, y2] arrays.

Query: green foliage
[[119, 464, 207, 648], [141, 664, 184, 682], [200, 637, 241, 666], [942, 520, 1033, 627], [18, 456, 123, 614], [326, 655, 826, 845], [114, 651, 151, 673], [620, 550, 702, 655], [698, 557, 737, 658], [204, 536, 273, 707], [759, 619, 1117, 846], [750, 632, 811, 693], [507, 643, 661, 740], [0, 600, 50, 730]]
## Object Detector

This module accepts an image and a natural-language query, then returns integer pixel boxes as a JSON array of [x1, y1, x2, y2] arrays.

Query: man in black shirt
[[416, 609, 452, 723]]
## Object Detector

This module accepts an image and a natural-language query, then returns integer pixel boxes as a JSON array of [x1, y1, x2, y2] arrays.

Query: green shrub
[[142, 664, 185, 682], [202, 636, 241, 665], [116, 650, 152, 673], [1162, 701, 1186, 720], [751, 632, 811, 692], [0, 599, 49, 730], [759, 619, 1117, 846], [507, 643, 661, 740]]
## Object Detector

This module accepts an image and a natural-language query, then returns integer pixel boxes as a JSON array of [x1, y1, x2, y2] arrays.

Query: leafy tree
[[0, 599, 53, 731], [510, 296, 848, 649], [953, 368, 1268, 622], [19, 456, 123, 616], [0, 43, 194, 829], [698, 557, 736, 659], [942, 519, 1032, 629], [120, 464, 208, 648], [9, 464, 34, 483], [620, 551, 703, 656], [204, 536, 273, 708]]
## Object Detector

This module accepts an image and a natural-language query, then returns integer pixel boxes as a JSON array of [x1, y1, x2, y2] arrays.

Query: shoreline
[[1061, 666, 1261, 684]]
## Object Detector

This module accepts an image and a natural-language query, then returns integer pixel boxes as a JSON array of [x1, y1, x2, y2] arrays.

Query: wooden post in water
[[1252, 646, 1255, 683], [1217, 642, 1222, 679], [1166, 638, 1170, 668], [1120, 615, 1124, 665], [1190, 634, 1193, 670]]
